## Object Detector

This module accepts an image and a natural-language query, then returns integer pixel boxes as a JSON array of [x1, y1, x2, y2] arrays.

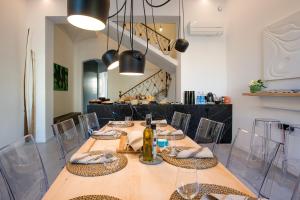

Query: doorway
[[82, 59, 107, 113]]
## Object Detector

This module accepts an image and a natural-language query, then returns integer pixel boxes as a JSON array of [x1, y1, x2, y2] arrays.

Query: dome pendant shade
[[119, 50, 145, 76], [102, 50, 119, 70], [175, 38, 189, 53], [67, 0, 110, 31]]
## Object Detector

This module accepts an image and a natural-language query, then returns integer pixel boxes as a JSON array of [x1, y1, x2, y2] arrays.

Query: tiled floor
[[37, 139, 297, 199]]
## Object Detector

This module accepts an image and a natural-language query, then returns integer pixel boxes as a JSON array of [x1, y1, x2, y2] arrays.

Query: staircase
[[102, 21, 178, 73], [119, 70, 172, 101]]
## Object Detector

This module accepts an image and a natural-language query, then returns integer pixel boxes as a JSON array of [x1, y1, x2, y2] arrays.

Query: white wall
[[0, 0, 26, 148], [226, 0, 300, 159], [180, 0, 227, 100], [53, 26, 74, 117]]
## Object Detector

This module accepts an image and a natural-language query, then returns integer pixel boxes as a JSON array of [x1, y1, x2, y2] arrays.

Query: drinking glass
[[176, 168, 199, 200], [125, 116, 132, 126]]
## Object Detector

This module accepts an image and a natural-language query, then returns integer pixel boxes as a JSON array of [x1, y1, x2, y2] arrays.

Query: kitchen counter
[[87, 103, 232, 143]]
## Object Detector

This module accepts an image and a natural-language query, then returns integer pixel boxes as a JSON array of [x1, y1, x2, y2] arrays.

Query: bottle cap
[[151, 124, 156, 130]]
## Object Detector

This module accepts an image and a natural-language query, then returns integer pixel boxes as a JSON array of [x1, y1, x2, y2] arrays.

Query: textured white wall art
[[263, 11, 300, 80]]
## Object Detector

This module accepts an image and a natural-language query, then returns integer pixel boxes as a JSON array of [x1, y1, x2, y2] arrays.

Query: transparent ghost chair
[[193, 118, 225, 153], [171, 111, 192, 134], [52, 119, 81, 163], [0, 134, 48, 200], [79, 112, 100, 139], [226, 128, 280, 198]]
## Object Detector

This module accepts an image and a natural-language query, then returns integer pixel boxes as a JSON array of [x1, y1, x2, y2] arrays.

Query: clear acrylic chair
[[78, 114, 89, 140], [292, 173, 300, 200], [0, 134, 48, 200], [52, 119, 80, 163], [0, 169, 12, 200], [79, 112, 100, 139], [171, 111, 191, 134], [226, 128, 280, 198], [171, 111, 183, 129], [193, 118, 225, 153]]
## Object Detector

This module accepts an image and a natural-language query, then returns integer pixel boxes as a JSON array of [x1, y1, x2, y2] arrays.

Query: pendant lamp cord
[[117, 0, 127, 52], [143, 0, 149, 55], [177, 0, 180, 38], [150, 0, 172, 55], [116, 0, 120, 47], [106, 17, 110, 50], [181, 0, 186, 39], [108, 0, 126, 19], [146, 0, 172, 8], [130, 0, 134, 51]]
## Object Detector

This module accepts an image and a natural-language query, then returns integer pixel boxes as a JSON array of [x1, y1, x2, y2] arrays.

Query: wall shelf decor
[[242, 92, 300, 97]]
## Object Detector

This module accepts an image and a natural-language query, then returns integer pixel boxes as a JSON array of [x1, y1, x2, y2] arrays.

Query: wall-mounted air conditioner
[[189, 21, 224, 36]]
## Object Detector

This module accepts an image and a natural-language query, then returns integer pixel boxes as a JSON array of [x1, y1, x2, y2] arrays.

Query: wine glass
[[175, 167, 199, 200], [125, 116, 132, 126]]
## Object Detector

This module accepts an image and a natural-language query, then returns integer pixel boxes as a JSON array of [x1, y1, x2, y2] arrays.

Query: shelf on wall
[[242, 92, 300, 97]]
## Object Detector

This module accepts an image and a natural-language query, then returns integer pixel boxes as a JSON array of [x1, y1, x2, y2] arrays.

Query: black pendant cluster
[[67, 0, 189, 76]]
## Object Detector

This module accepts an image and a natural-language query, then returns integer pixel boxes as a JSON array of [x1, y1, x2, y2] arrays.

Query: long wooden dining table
[[42, 121, 255, 200]]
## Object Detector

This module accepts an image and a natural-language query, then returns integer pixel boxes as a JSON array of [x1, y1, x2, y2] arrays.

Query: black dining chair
[[0, 135, 48, 200]]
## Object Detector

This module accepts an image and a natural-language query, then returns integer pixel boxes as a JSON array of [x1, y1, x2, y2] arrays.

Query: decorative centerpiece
[[249, 79, 266, 93]]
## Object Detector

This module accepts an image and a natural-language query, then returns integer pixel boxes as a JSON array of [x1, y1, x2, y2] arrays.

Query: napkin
[[70, 152, 117, 164], [152, 119, 167, 124], [176, 147, 214, 159], [158, 130, 184, 136], [208, 194, 266, 200], [109, 121, 127, 125], [127, 131, 143, 152], [93, 130, 118, 136]]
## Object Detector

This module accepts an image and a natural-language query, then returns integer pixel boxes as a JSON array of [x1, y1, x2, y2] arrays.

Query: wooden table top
[[42, 121, 255, 200]]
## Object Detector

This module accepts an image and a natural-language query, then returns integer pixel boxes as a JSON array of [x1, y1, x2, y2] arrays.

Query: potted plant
[[249, 79, 266, 93]]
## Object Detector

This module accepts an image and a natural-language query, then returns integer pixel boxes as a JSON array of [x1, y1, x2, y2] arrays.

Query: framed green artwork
[[54, 63, 68, 91]]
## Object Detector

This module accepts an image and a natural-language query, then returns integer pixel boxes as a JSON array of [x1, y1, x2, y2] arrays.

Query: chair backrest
[[194, 118, 224, 151], [0, 135, 48, 200], [171, 112, 191, 134], [0, 169, 12, 200], [78, 114, 89, 139], [78, 112, 100, 139], [52, 119, 80, 161], [226, 128, 280, 198], [171, 111, 183, 129], [292, 174, 300, 200]]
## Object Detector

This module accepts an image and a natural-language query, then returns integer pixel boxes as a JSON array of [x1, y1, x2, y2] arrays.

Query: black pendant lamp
[[119, 0, 147, 76], [67, 0, 110, 31], [119, 50, 145, 76], [175, 0, 189, 53], [102, 49, 119, 70]]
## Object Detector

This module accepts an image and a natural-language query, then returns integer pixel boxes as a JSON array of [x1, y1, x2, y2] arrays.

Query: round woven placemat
[[66, 151, 128, 177], [170, 184, 253, 200], [91, 130, 127, 140], [107, 122, 134, 128], [161, 147, 218, 169], [140, 122, 168, 127], [157, 134, 185, 140], [69, 195, 121, 200]]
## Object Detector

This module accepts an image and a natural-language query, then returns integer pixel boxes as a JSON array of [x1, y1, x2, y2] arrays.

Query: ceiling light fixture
[[175, 0, 189, 52], [67, 0, 110, 31], [119, 0, 149, 76]]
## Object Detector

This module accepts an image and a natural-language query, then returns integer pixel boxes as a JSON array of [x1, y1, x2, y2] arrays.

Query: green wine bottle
[[143, 116, 153, 161]]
